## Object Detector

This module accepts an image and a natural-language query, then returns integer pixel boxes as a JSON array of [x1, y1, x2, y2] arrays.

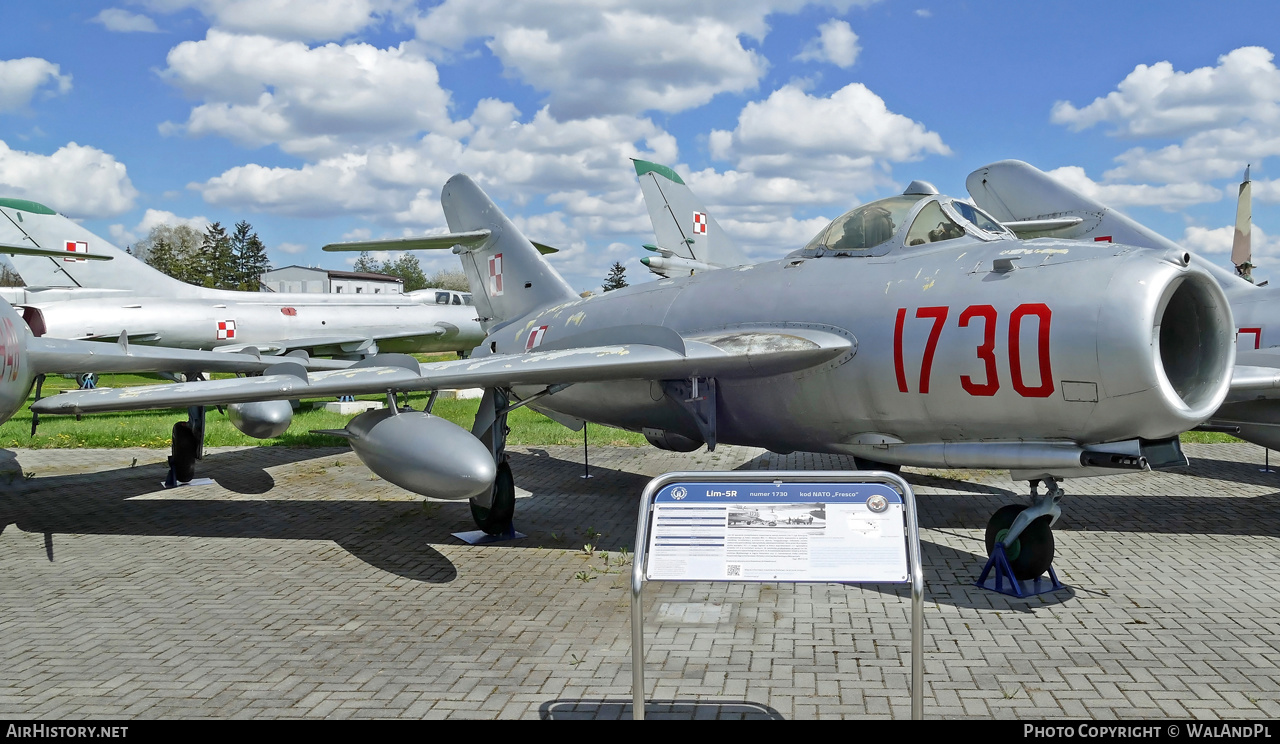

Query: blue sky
[[1, 0, 1278, 291]]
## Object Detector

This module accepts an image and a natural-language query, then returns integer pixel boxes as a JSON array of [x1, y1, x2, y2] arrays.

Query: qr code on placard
[[726, 564, 742, 577]]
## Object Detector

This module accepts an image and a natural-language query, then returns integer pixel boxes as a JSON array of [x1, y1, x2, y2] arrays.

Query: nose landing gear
[[977, 477, 1067, 596]]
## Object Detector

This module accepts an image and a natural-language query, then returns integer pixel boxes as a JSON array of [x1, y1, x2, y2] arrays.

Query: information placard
[[646, 481, 908, 583], [631, 471, 924, 719]]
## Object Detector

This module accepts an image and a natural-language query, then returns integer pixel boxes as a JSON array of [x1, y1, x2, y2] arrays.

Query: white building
[[261, 266, 403, 295]]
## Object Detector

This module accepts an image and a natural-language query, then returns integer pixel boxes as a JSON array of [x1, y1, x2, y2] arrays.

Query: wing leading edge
[[33, 328, 853, 415]]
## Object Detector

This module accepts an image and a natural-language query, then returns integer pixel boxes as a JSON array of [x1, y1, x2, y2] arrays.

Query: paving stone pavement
[[0, 442, 1278, 719]]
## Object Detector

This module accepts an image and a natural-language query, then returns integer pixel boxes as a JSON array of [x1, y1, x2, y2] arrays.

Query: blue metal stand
[[975, 542, 1066, 597]]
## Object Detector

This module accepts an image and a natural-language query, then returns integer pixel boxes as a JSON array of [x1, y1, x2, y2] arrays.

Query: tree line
[[135, 221, 271, 291], [352, 251, 468, 292]]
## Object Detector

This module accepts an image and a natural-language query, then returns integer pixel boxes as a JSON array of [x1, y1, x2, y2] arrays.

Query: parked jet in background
[[633, 159, 747, 278], [38, 174, 1239, 580], [0, 197, 485, 359], [966, 159, 1280, 450]]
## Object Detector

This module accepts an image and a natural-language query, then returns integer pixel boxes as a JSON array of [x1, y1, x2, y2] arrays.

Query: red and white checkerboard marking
[[64, 240, 88, 262], [216, 320, 236, 340], [692, 212, 707, 235], [488, 253, 504, 296], [526, 325, 548, 351]]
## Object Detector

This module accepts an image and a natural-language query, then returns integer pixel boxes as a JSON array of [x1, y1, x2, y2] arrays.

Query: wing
[[28, 336, 349, 376], [322, 229, 558, 254], [1226, 348, 1280, 401], [213, 325, 453, 357], [323, 231, 558, 255], [33, 327, 852, 415]]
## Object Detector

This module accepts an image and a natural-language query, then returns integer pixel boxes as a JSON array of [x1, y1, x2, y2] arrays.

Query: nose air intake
[[1155, 271, 1234, 417]]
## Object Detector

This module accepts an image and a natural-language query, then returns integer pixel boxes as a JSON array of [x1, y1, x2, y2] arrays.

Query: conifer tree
[[230, 220, 271, 290], [602, 261, 628, 292], [195, 222, 233, 288]]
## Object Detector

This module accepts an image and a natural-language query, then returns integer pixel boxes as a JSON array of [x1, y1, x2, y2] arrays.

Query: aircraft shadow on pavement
[[4, 445, 1278, 590], [0, 446, 461, 583], [539, 699, 783, 721]]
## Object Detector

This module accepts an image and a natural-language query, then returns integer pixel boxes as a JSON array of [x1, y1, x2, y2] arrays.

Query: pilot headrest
[[902, 180, 939, 196]]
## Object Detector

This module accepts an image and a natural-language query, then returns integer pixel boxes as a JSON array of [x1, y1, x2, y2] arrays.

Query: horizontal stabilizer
[[323, 231, 559, 255], [0, 241, 112, 261], [34, 328, 853, 415]]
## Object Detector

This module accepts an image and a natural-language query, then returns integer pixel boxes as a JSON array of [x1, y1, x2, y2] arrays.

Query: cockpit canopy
[[799, 191, 1011, 258]]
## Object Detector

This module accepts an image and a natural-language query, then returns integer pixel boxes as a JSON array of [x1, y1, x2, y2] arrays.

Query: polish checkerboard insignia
[[488, 253, 504, 296], [692, 212, 707, 235], [526, 325, 548, 351], [217, 320, 236, 340], [64, 240, 88, 262]]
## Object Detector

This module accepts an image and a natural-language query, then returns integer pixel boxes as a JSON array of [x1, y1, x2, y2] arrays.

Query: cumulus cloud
[[193, 100, 678, 224], [1255, 178, 1280, 204], [0, 58, 72, 113], [1045, 165, 1222, 210], [1182, 223, 1278, 263], [711, 81, 952, 184], [1051, 47, 1280, 138], [275, 242, 307, 254], [795, 19, 859, 68], [414, 1, 877, 119], [0, 141, 138, 218], [140, 0, 400, 41], [92, 8, 161, 33], [1050, 46, 1280, 210], [108, 208, 210, 246], [160, 30, 462, 157]]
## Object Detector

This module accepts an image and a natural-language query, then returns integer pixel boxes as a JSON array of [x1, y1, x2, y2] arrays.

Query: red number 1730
[[893, 303, 1054, 398]]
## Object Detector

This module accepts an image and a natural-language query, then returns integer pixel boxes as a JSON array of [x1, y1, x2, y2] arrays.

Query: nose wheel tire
[[853, 456, 902, 474], [470, 460, 515, 535], [985, 504, 1054, 580]]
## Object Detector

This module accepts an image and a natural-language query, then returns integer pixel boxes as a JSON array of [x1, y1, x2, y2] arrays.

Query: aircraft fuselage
[[498, 236, 1230, 465], [20, 293, 484, 356]]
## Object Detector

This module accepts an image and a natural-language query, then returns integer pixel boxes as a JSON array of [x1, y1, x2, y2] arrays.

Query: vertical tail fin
[[0, 198, 190, 293], [440, 174, 577, 325], [633, 159, 746, 277], [966, 160, 1192, 250], [966, 159, 1252, 290], [1231, 165, 1252, 281]]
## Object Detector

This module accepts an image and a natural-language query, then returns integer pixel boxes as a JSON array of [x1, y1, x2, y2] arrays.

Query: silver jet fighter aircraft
[[36, 175, 1237, 579], [966, 160, 1280, 451], [0, 197, 484, 359], [0, 298, 343, 434]]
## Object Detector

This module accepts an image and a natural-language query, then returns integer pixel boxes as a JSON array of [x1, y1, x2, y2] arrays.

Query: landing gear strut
[[165, 373, 207, 487], [469, 387, 515, 535], [984, 477, 1062, 580]]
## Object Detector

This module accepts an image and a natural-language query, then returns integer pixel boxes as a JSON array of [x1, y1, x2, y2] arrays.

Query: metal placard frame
[[630, 470, 924, 720]]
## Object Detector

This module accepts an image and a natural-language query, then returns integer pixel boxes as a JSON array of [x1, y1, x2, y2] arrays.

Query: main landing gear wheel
[[985, 504, 1054, 580], [853, 456, 902, 474], [171, 421, 198, 483], [470, 460, 515, 535]]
